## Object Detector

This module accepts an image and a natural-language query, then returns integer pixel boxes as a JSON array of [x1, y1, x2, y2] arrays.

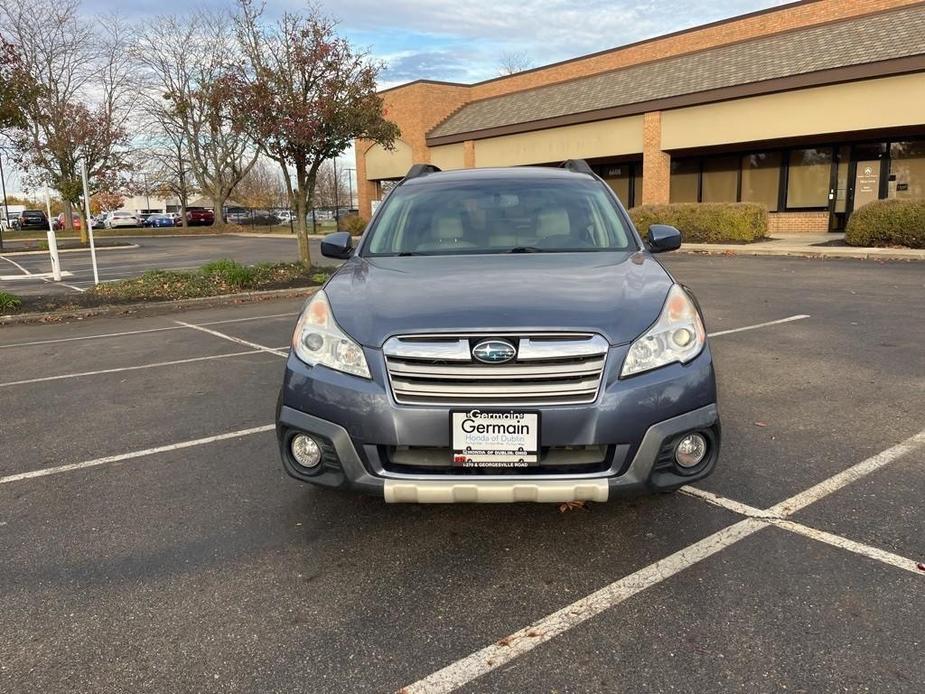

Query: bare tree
[[135, 12, 257, 225], [139, 130, 196, 222], [313, 160, 351, 210], [497, 51, 533, 76], [235, 157, 287, 210], [1, 0, 135, 242], [226, 0, 398, 264]]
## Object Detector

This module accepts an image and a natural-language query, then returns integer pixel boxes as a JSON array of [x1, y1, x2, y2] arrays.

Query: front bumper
[[276, 343, 720, 502]]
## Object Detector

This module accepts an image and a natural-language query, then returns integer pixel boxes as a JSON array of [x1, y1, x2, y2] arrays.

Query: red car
[[185, 207, 215, 226], [53, 213, 82, 231]]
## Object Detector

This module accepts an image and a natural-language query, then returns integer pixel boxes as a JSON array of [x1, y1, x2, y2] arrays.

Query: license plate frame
[[450, 409, 540, 468]]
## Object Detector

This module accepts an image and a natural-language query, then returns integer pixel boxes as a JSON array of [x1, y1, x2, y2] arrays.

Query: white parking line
[[0, 424, 276, 486], [400, 519, 768, 694], [175, 320, 289, 357], [0, 254, 34, 275], [708, 314, 810, 337], [1, 254, 85, 292], [765, 428, 925, 517], [0, 313, 297, 350], [0, 347, 285, 388], [401, 427, 924, 693]]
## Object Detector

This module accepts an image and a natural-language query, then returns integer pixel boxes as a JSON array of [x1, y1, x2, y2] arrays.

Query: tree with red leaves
[[226, 0, 399, 265]]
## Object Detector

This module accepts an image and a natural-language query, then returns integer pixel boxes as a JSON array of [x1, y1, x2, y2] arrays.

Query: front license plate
[[451, 410, 539, 468]]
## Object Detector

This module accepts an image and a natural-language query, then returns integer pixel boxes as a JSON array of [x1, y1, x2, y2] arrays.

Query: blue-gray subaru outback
[[276, 160, 719, 503]]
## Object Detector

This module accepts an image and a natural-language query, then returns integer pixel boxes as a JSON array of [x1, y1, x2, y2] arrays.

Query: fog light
[[291, 434, 322, 468], [675, 433, 707, 469]]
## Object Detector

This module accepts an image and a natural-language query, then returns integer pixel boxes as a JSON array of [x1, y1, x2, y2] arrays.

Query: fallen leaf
[[754, 422, 768, 428], [916, 562, 925, 572], [558, 500, 590, 512], [497, 636, 514, 647]]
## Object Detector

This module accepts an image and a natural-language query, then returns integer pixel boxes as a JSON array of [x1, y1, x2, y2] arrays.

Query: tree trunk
[[213, 187, 227, 225], [294, 195, 310, 266]]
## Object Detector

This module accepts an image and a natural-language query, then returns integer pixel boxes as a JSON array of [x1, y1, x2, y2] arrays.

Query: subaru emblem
[[472, 339, 517, 364]]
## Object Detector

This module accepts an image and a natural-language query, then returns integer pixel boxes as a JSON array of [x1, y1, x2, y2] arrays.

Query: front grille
[[383, 333, 609, 406]]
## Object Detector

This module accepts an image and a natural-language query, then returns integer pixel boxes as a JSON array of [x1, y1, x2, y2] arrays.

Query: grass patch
[[0, 291, 23, 312], [89, 260, 330, 303], [1, 261, 330, 316]]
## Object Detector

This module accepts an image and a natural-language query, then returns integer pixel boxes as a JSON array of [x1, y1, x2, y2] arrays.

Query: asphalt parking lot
[[0, 234, 334, 296], [0, 254, 923, 693]]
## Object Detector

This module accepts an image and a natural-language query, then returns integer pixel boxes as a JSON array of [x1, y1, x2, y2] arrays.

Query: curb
[[0, 243, 140, 257], [0, 285, 319, 327], [678, 246, 924, 261]]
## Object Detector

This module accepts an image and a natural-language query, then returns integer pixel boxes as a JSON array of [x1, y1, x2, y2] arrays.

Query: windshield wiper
[[507, 246, 543, 253], [396, 251, 423, 256]]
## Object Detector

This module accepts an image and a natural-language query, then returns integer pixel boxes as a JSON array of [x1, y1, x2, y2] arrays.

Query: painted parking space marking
[[174, 320, 289, 357], [680, 483, 925, 576], [400, 519, 768, 694], [0, 424, 275, 486], [0, 347, 288, 388], [1, 254, 85, 292], [707, 314, 810, 337], [400, 427, 924, 693], [0, 313, 298, 350], [765, 428, 925, 517]]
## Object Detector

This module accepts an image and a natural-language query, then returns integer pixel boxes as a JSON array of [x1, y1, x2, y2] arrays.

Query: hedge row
[[629, 203, 768, 244], [845, 199, 925, 249]]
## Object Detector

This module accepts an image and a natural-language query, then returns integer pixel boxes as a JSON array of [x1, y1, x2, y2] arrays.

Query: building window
[[889, 141, 925, 200], [740, 152, 781, 211], [786, 148, 832, 209], [701, 156, 738, 203], [599, 164, 631, 207], [669, 158, 699, 203]]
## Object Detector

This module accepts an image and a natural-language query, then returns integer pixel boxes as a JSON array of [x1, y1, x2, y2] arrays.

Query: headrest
[[536, 208, 570, 238], [432, 212, 464, 240]]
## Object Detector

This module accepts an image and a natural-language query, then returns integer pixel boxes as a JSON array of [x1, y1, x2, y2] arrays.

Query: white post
[[81, 160, 99, 285], [44, 188, 62, 281]]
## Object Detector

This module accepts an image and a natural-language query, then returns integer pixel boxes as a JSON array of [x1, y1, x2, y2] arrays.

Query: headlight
[[292, 290, 371, 379], [621, 284, 705, 377]]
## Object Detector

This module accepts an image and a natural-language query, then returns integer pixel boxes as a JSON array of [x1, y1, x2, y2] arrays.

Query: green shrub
[[845, 199, 925, 248], [338, 214, 367, 236], [0, 291, 22, 312], [629, 203, 768, 244]]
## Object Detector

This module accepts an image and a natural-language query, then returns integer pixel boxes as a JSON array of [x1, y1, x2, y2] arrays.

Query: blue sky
[[83, 0, 787, 86]]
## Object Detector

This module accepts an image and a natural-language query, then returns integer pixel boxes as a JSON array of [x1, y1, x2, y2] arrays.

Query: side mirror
[[320, 231, 354, 259], [646, 224, 682, 253]]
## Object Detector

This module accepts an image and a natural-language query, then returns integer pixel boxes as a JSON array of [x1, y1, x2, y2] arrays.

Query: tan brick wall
[[641, 112, 670, 205], [768, 211, 830, 234]]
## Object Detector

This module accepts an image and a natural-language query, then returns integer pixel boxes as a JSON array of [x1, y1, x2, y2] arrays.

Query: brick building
[[355, 0, 925, 233]]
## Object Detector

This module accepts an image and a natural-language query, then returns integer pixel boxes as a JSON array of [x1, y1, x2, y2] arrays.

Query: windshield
[[364, 177, 637, 256]]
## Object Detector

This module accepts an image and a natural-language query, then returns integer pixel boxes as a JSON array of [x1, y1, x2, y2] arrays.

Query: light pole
[[344, 167, 356, 211], [0, 150, 8, 250], [332, 158, 339, 224]]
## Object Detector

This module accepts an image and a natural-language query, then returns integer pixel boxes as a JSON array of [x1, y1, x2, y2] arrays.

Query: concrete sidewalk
[[681, 233, 924, 261]]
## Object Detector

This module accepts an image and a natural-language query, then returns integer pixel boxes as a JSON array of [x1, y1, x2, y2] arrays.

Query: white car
[[105, 212, 139, 228]]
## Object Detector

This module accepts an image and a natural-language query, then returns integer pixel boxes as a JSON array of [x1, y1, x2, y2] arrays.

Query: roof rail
[[559, 159, 594, 176], [404, 164, 442, 180]]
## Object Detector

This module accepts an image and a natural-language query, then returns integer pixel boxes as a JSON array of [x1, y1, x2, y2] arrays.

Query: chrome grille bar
[[383, 333, 608, 406]]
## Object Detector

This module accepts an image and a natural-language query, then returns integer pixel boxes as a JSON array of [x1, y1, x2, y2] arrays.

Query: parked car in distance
[[186, 207, 215, 226], [276, 210, 294, 224], [277, 161, 719, 504], [142, 213, 176, 228], [17, 210, 49, 230], [169, 213, 184, 227], [225, 207, 249, 224], [53, 213, 82, 231], [105, 211, 139, 228]]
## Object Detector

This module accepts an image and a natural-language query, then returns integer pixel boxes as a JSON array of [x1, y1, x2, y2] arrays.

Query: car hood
[[324, 252, 674, 347]]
